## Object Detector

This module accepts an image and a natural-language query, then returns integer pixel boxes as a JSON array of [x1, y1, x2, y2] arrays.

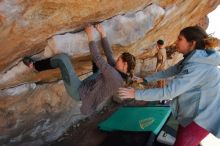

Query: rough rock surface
[[0, 0, 220, 146]]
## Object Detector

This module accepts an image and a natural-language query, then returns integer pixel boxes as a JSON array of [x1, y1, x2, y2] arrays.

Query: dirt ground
[[46, 101, 156, 146]]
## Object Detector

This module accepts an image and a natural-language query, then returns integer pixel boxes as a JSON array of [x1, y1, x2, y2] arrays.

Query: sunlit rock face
[[0, 0, 150, 72], [0, 0, 220, 145]]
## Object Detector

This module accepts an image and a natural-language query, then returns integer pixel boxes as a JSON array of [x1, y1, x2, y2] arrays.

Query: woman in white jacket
[[118, 26, 220, 146]]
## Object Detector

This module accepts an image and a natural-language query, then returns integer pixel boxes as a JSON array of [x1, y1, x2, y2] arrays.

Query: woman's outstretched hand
[[85, 25, 94, 42], [118, 87, 135, 99], [95, 24, 106, 38]]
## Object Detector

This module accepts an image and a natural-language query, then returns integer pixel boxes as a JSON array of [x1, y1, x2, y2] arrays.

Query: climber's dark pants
[[92, 61, 99, 74], [34, 53, 99, 100]]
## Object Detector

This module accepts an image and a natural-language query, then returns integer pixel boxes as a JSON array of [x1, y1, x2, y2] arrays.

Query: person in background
[[155, 39, 167, 88], [118, 25, 220, 146]]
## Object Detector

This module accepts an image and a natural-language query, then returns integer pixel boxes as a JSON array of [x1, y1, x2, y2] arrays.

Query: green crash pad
[[99, 106, 171, 135]]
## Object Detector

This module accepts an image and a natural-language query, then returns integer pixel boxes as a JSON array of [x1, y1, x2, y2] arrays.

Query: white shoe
[[157, 130, 176, 145]]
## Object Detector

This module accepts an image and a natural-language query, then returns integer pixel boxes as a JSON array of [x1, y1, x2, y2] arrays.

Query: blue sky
[[207, 5, 220, 39]]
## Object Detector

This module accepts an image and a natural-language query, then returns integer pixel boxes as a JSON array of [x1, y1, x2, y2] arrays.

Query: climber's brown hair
[[120, 52, 136, 79], [180, 25, 219, 49]]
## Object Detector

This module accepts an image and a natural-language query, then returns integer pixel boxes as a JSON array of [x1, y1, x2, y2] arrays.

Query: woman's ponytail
[[204, 36, 219, 49]]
